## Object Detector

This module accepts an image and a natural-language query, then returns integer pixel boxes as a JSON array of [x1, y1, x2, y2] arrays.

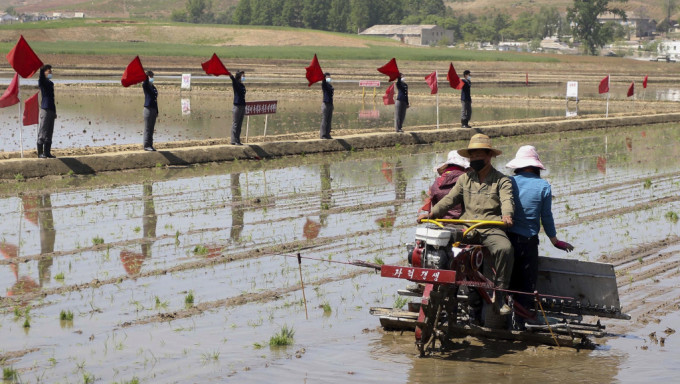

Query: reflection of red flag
[[447, 63, 462, 90], [376, 209, 396, 228], [627, 82, 634, 97], [382, 83, 395, 105], [6, 35, 43, 79], [23, 92, 39, 126], [0, 73, 20, 108], [377, 58, 400, 82], [305, 54, 324, 87], [201, 53, 230, 76], [21, 195, 39, 225], [121, 56, 147, 87], [596, 156, 607, 174], [625, 137, 632, 151], [598, 75, 609, 94], [643, 75, 648, 89], [381, 161, 393, 183], [303, 218, 321, 240], [120, 250, 145, 275], [425, 71, 438, 94]]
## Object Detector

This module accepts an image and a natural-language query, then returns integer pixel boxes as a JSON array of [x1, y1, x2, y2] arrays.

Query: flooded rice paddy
[[1, 78, 678, 153], [1, 122, 680, 383]]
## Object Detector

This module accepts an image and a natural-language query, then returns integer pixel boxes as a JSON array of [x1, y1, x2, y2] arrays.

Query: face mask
[[47, 73, 52, 80], [466, 75, 471, 80], [241, 77, 245, 83], [149, 77, 154, 83], [326, 77, 331, 83], [401, 77, 406, 82], [470, 159, 485, 172]]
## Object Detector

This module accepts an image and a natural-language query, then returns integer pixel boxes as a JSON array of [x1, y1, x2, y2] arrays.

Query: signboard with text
[[380, 264, 456, 284], [566, 81, 578, 98], [359, 80, 381, 87], [181, 74, 191, 90], [245, 100, 278, 116]]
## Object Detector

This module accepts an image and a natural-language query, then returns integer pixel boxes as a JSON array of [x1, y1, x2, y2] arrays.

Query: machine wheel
[[483, 302, 508, 329]]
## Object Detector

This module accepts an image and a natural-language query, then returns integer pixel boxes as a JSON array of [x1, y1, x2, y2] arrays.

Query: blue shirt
[[39, 77, 56, 111], [321, 78, 334, 104], [230, 75, 246, 106], [509, 172, 556, 238], [461, 78, 471, 102], [142, 79, 158, 110], [396, 78, 408, 104]]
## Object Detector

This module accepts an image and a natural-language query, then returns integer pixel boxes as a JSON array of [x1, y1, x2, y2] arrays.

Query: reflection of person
[[420, 150, 470, 220], [142, 71, 158, 151], [505, 145, 574, 318], [38, 64, 57, 158], [229, 71, 246, 145], [141, 183, 157, 257], [37, 193, 56, 285], [320, 72, 334, 139], [230, 173, 244, 242], [461, 70, 472, 128], [320, 163, 331, 226], [395, 73, 409, 133], [418, 134, 514, 315]]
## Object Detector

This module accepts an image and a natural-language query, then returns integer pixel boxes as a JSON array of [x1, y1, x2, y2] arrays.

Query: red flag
[[201, 53, 230, 76], [305, 54, 324, 87], [23, 92, 39, 126], [6, 35, 43, 79], [446, 63, 462, 90], [0, 73, 20, 108], [377, 58, 400, 82], [382, 83, 395, 105], [121, 56, 147, 87], [627, 82, 634, 97], [425, 71, 438, 94], [598, 75, 609, 94], [643, 75, 648, 89]]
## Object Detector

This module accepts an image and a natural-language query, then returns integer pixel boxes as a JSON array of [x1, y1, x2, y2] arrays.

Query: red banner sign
[[381, 265, 456, 284], [358, 110, 380, 119], [359, 80, 381, 87], [245, 100, 277, 116]]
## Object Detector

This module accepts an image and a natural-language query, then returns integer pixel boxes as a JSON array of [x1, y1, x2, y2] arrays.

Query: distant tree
[[349, 0, 371, 32], [186, 0, 213, 23], [279, 0, 304, 27], [302, 0, 330, 30], [328, 0, 351, 32], [171, 9, 188, 22], [567, 0, 627, 55], [5, 6, 16, 16]]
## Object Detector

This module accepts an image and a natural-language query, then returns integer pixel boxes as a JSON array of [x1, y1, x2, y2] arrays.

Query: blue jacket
[[509, 172, 557, 239], [461, 78, 471, 102], [396, 78, 408, 104], [142, 79, 158, 110], [230, 75, 246, 106], [39, 77, 56, 111], [321, 78, 334, 104]]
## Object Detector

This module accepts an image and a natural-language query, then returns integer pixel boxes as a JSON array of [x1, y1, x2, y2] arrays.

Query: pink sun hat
[[434, 150, 470, 173], [505, 145, 546, 170]]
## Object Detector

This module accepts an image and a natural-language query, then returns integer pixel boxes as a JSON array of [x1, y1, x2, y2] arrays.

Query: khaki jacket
[[431, 167, 514, 224]]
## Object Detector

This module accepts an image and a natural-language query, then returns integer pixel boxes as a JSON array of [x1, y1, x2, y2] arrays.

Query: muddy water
[[2, 79, 676, 152], [1, 123, 679, 382]]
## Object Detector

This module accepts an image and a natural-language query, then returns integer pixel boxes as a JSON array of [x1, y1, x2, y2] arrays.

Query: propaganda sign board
[[245, 100, 278, 116]]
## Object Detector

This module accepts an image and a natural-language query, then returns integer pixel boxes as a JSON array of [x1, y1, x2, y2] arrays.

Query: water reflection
[[120, 183, 157, 275], [376, 160, 406, 229], [303, 163, 332, 240], [230, 173, 244, 243]]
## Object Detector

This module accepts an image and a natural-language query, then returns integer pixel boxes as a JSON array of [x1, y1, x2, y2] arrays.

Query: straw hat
[[505, 145, 546, 170], [458, 134, 502, 157], [434, 150, 470, 173]]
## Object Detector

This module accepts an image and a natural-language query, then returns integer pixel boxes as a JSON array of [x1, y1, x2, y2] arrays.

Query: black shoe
[[462, 119, 472, 128], [396, 129, 403, 133], [144, 146, 156, 151], [37, 143, 44, 158], [231, 142, 243, 146], [44, 143, 56, 158], [321, 136, 332, 140]]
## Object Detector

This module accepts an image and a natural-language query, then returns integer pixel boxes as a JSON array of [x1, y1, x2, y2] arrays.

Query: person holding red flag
[[229, 71, 246, 145], [320, 72, 334, 139], [142, 71, 158, 151], [37, 65, 57, 158], [395, 73, 409, 133], [461, 70, 472, 128]]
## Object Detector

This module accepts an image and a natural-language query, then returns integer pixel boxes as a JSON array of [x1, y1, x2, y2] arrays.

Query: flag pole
[[605, 74, 610, 118], [435, 70, 439, 129], [18, 75, 24, 158]]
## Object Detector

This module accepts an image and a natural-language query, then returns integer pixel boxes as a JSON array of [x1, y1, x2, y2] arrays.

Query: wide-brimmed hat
[[434, 150, 470, 172], [458, 134, 502, 158], [505, 145, 545, 170]]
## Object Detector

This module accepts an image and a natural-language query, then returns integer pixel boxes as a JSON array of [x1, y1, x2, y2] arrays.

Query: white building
[[658, 40, 680, 60], [359, 25, 454, 46]]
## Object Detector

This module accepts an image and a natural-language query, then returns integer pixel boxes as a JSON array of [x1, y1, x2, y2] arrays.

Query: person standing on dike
[[37, 65, 57, 158], [395, 73, 409, 133], [229, 71, 246, 145], [320, 72, 334, 139], [142, 71, 158, 151], [461, 70, 472, 128]]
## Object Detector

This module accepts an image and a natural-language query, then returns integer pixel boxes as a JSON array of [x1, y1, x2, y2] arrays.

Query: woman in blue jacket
[[37, 64, 57, 158], [142, 71, 158, 151]]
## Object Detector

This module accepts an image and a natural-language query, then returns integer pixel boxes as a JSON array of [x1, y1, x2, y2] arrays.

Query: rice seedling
[[321, 301, 332, 314], [185, 291, 195, 305], [133, 226, 141, 233], [83, 372, 95, 384], [193, 245, 208, 255], [394, 296, 408, 309], [55, 272, 65, 281], [373, 256, 385, 265], [201, 350, 220, 363], [644, 179, 652, 189], [665, 211, 678, 223], [3, 367, 18, 381], [92, 236, 104, 245], [60, 310, 74, 321], [14, 173, 24, 182], [269, 324, 295, 346], [23, 317, 30, 328]]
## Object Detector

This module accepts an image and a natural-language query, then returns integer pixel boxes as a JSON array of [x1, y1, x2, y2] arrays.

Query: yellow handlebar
[[419, 219, 506, 246]]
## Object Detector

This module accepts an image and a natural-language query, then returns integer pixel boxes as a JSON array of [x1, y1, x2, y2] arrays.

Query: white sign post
[[566, 81, 579, 117], [180, 74, 191, 90]]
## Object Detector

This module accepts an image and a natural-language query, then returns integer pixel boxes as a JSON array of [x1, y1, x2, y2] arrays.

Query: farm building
[[359, 25, 454, 46]]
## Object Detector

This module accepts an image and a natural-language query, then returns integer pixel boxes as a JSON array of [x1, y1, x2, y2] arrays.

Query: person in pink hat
[[419, 150, 470, 220], [506, 145, 574, 327]]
